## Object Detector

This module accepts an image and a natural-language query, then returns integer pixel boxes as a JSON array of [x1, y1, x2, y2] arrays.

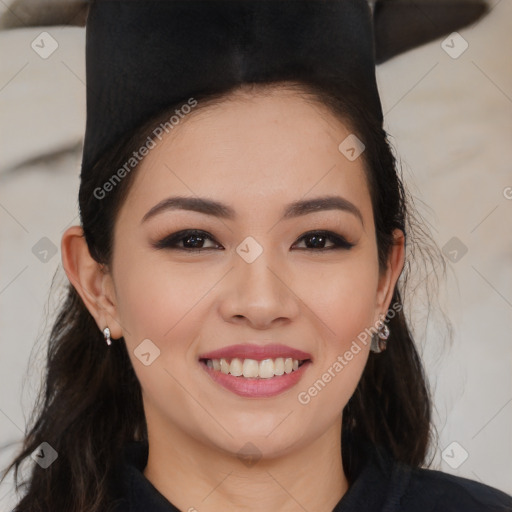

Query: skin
[[62, 84, 405, 512]]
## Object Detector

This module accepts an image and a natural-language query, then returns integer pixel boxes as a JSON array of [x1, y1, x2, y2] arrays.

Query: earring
[[370, 320, 390, 353], [103, 326, 112, 346]]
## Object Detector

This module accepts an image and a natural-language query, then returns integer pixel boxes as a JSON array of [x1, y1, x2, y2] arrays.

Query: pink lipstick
[[198, 343, 312, 398]]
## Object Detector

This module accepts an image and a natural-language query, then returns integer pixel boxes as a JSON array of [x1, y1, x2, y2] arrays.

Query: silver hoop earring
[[103, 327, 112, 346], [370, 321, 390, 353]]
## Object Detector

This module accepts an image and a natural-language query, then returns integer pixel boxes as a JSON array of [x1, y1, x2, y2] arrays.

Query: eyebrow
[[141, 195, 364, 226]]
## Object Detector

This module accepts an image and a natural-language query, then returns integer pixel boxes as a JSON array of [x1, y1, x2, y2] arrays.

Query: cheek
[[293, 251, 379, 391], [291, 257, 378, 427], [113, 254, 214, 349], [111, 252, 217, 427], [295, 251, 380, 344]]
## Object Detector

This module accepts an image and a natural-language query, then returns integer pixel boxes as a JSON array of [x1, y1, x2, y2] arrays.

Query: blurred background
[[0, 0, 511, 509]]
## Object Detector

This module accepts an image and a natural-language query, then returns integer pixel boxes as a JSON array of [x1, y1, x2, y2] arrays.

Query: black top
[[109, 440, 512, 511]]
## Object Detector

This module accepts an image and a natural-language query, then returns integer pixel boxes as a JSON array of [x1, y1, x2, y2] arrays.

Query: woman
[[2, 0, 511, 511]]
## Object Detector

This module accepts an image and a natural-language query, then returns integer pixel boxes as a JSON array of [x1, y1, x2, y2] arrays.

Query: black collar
[[109, 440, 411, 512]]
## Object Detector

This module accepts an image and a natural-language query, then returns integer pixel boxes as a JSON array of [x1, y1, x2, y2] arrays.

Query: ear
[[60, 225, 123, 340], [374, 229, 405, 321]]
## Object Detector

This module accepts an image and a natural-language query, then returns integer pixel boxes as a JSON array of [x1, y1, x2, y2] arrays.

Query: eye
[[292, 230, 355, 251], [152, 229, 354, 252], [152, 229, 221, 252]]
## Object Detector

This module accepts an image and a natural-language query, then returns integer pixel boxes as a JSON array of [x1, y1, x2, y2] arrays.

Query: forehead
[[117, 86, 373, 227]]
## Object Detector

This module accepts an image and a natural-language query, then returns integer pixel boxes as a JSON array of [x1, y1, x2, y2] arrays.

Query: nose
[[218, 250, 300, 330]]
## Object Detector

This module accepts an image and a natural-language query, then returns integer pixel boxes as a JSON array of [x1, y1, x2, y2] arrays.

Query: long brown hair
[[1, 79, 448, 511]]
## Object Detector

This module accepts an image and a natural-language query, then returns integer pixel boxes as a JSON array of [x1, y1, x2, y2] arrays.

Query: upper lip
[[198, 343, 313, 362]]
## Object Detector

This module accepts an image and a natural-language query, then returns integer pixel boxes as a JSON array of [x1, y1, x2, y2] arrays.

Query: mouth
[[197, 343, 313, 397], [197, 344, 313, 398], [199, 356, 311, 379]]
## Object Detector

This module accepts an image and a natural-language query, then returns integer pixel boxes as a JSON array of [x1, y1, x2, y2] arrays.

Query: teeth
[[220, 359, 230, 375], [258, 359, 274, 379], [205, 357, 305, 378], [274, 357, 285, 375], [230, 358, 243, 376], [240, 358, 256, 378]]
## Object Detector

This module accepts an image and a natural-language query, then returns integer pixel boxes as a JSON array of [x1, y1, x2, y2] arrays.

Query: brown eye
[[153, 230, 222, 251], [292, 231, 355, 251]]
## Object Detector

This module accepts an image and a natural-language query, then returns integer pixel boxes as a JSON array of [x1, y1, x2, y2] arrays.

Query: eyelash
[[152, 229, 355, 252]]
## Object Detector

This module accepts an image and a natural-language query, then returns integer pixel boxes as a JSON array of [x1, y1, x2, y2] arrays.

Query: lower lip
[[200, 360, 312, 398]]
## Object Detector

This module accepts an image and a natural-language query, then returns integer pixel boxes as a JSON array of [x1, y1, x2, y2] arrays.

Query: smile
[[200, 357, 308, 379], [199, 357, 312, 398]]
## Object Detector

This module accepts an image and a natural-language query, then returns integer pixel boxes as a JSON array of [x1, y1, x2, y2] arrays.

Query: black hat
[[82, 0, 382, 178]]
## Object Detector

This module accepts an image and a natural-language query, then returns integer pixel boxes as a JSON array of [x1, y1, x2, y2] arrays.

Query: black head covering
[[81, 0, 382, 178]]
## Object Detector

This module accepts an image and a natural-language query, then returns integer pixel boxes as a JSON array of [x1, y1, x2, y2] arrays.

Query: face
[[98, 86, 403, 459]]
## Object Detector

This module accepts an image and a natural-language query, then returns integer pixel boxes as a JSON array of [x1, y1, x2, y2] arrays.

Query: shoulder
[[399, 465, 512, 511]]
